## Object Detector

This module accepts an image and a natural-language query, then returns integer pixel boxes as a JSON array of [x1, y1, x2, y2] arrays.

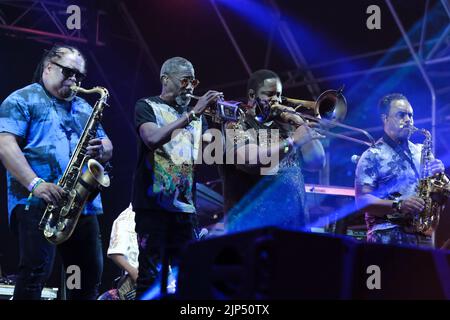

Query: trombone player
[[219, 69, 326, 232]]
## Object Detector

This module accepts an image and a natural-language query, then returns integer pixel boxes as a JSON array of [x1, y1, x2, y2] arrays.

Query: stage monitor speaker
[[350, 242, 450, 299], [177, 227, 354, 299], [177, 226, 450, 299]]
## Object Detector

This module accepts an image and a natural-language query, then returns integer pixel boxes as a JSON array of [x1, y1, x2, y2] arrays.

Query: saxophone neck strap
[[383, 133, 420, 180]]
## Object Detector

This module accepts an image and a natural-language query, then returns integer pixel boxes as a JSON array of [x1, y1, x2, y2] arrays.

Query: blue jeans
[[11, 204, 103, 300]]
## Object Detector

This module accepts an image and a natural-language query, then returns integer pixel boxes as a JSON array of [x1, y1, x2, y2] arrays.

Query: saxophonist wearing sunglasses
[[131, 57, 221, 298], [0, 44, 113, 299]]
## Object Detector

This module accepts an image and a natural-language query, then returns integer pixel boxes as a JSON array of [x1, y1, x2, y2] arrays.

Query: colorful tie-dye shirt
[[355, 137, 423, 233], [132, 97, 205, 213], [0, 83, 108, 220]]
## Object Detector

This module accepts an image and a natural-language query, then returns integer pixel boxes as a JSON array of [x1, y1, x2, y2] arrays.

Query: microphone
[[198, 228, 209, 240], [205, 179, 221, 187], [351, 155, 361, 164]]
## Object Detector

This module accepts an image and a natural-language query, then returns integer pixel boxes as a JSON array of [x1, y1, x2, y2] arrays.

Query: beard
[[175, 92, 191, 107]]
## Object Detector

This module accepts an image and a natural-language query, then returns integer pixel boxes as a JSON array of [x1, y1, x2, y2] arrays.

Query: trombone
[[271, 88, 376, 147]]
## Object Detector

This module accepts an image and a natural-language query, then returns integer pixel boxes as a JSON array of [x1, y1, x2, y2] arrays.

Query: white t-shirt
[[107, 204, 139, 270]]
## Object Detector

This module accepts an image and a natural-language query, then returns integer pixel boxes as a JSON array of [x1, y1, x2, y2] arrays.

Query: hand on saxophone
[[426, 159, 445, 176], [86, 138, 105, 161], [191, 90, 223, 116], [399, 196, 425, 217], [33, 182, 66, 205]]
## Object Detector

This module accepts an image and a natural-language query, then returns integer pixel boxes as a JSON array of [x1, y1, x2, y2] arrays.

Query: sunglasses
[[168, 75, 200, 88], [51, 61, 86, 82]]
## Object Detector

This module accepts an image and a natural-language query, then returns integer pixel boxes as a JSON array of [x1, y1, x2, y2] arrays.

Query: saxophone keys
[[43, 225, 55, 238], [57, 222, 66, 231]]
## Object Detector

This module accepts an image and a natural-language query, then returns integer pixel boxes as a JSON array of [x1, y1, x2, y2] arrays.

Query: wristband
[[25, 178, 45, 211], [28, 177, 43, 192], [31, 178, 45, 193]]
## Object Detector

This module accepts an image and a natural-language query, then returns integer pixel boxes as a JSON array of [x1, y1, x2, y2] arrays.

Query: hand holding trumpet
[[188, 90, 223, 116]]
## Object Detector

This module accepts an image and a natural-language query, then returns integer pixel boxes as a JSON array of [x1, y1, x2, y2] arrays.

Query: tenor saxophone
[[38, 85, 111, 245]]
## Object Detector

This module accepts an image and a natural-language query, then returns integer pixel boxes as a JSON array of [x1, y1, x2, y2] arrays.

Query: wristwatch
[[188, 110, 199, 121], [392, 199, 403, 213]]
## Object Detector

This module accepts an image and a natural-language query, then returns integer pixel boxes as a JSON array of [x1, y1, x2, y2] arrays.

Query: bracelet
[[287, 137, 295, 148], [31, 178, 45, 194], [282, 137, 295, 154], [25, 178, 45, 211], [27, 177, 43, 192], [282, 139, 290, 154]]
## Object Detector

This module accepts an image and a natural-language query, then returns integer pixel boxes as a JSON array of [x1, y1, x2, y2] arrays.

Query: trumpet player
[[0, 44, 113, 299], [131, 57, 221, 299], [355, 93, 447, 247], [220, 69, 325, 233]]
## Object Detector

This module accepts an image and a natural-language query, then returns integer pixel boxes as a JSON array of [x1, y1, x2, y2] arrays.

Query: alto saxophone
[[38, 85, 111, 245], [410, 126, 450, 235]]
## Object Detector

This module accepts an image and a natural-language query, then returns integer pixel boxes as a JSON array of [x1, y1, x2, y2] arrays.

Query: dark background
[[0, 0, 448, 295]]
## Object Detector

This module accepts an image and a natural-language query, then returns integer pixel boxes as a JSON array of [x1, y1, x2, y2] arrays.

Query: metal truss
[[210, 0, 450, 185], [208, 1, 450, 95], [0, 0, 161, 139], [208, 0, 450, 164], [1, 0, 449, 176], [0, 0, 105, 45]]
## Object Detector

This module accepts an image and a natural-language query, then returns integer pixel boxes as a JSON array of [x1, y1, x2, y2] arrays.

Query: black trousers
[[11, 204, 103, 300], [134, 210, 198, 299]]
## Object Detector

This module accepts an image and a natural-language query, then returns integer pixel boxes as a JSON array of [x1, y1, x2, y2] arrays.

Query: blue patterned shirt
[[355, 137, 423, 233], [0, 83, 108, 220]]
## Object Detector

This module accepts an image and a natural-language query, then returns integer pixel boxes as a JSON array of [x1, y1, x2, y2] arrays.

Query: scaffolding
[[1, 0, 449, 181]]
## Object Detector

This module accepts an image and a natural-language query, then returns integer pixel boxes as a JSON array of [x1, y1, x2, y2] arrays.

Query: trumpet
[[186, 93, 245, 123], [271, 88, 376, 147]]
